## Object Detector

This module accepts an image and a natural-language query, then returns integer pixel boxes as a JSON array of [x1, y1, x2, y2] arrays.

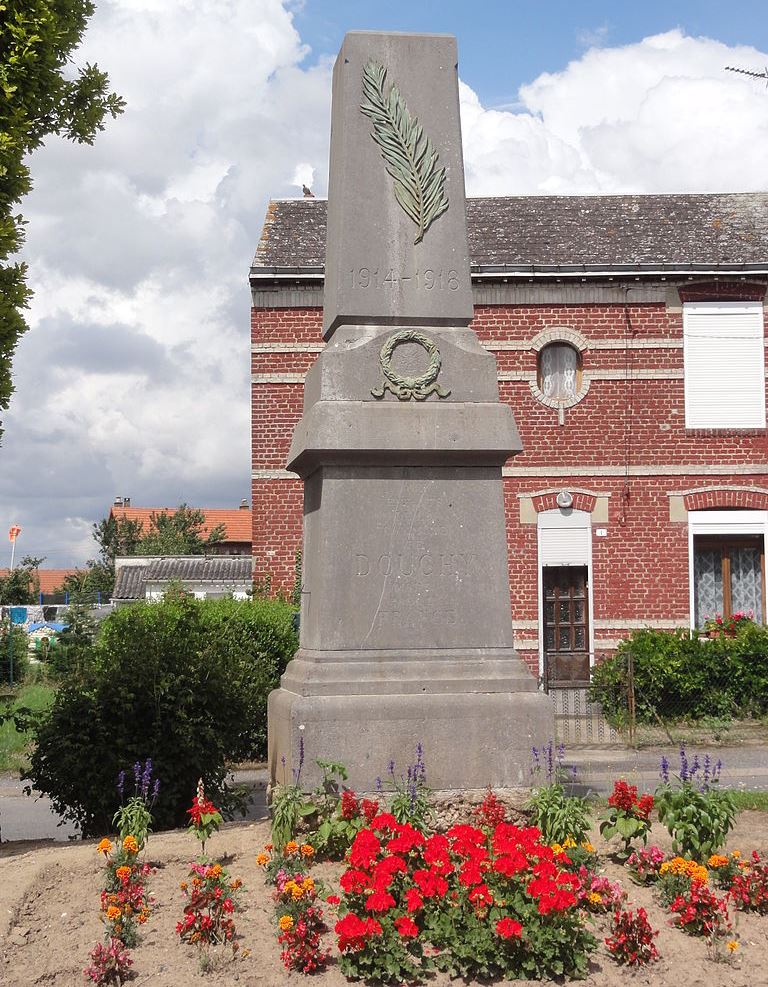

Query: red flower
[[413, 869, 448, 898], [405, 888, 424, 913], [360, 799, 380, 824], [335, 914, 383, 952], [341, 790, 359, 820], [365, 890, 396, 913], [187, 797, 218, 825], [496, 917, 523, 939], [326, 895, 340, 905], [349, 830, 381, 869], [394, 915, 419, 938], [637, 794, 654, 819], [368, 812, 398, 832], [340, 869, 372, 894], [387, 825, 426, 854], [468, 883, 493, 907], [371, 855, 407, 891], [608, 780, 638, 813], [494, 850, 529, 877]]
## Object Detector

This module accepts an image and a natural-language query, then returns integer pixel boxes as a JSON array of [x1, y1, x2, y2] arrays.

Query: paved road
[[2, 748, 766, 844], [0, 769, 269, 844]]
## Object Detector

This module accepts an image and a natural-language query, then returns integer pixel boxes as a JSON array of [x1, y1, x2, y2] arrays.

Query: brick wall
[[251, 281, 768, 672]]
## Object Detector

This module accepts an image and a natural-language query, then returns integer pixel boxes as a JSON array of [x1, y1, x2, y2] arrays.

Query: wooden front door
[[543, 566, 590, 688]]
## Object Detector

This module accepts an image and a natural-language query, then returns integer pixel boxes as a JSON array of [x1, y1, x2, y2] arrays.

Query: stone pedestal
[[267, 31, 553, 791]]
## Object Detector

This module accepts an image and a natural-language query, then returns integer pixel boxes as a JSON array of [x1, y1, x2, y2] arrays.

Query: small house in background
[[112, 556, 253, 606], [109, 499, 253, 555]]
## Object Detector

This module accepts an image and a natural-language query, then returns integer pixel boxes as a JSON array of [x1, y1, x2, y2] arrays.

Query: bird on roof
[[302, 184, 314, 198]]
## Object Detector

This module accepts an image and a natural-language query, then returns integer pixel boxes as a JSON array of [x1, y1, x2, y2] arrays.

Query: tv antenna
[[725, 65, 768, 87]]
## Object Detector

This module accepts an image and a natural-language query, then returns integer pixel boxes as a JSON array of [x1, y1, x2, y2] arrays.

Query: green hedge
[[24, 595, 297, 836], [589, 625, 768, 723]]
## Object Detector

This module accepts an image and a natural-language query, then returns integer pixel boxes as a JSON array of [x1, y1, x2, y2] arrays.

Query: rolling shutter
[[683, 302, 766, 428], [538, 510, 591, 567]]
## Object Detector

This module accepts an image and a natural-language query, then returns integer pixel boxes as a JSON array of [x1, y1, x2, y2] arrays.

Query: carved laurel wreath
[[360, 60, 449, 244], [371, 330, 451, 401]]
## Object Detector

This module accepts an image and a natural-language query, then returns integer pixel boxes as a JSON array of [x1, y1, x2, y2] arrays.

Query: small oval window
[[538, 343, 581, 401]]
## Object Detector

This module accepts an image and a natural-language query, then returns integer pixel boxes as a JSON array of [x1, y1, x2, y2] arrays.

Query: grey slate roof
[[112, 556, 253, 601], [252, 193, 768, 275]]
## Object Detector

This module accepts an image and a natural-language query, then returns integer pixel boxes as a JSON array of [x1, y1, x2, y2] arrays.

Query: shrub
[[24, 595, 297, 836], [728, 851, 768, 913], [0, 620, 29, 685], [669, 883, 731, 938], [590, 626, 768, 722], [526, 740, 590, 845], [83, 938, 133, 985]]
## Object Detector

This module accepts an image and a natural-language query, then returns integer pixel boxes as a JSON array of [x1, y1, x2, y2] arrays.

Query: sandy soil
[[1, 813, 766, 987]]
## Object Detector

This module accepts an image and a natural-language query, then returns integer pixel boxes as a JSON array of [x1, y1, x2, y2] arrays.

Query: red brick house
[[250, 193, 768, 687]]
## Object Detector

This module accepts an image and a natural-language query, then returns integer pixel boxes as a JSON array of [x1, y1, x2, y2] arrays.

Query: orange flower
[[106, 906, 122, 922], [115, 866, 131, 882], [265, 843, 273, 852], [285, 841, 299, 855], [300, 843, 315, 858], [122, 835, 139, 854], [256, 852, 269, 867], [210, 864, 223, 878], [278, 915, 294, 931], [97, 838, 113, 856], [180, 881, 188, 891]]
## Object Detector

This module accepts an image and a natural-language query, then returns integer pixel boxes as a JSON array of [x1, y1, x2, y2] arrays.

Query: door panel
[[543, 566, 590, 688]]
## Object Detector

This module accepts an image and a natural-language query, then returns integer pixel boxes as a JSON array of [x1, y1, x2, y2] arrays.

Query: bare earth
[[1, 813, 767, 987]]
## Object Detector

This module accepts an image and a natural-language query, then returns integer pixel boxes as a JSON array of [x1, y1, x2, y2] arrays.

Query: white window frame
[[536, 508, 594, 679], [683, 301, 766, 429], [688, 509, 768, 629]]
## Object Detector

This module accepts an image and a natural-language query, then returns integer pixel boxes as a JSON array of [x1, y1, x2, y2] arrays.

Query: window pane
[[731, 546, 763, 622], [558, 627, 571, 650], [694, 547, 723, 628], [539, 344, 578, 400], [558, 600, 570, 622], [545, 627, 555, 650], [545, 601, 555, 622], [574, 600, 585, 623], [574, 626, 586, 650]]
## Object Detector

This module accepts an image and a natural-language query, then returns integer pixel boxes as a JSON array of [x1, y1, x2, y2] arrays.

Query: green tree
[[0, 1, 124, 439], [137, 504, 225, 556], [24, 595, 298, 835], [49, 599, 97, 680], [0, 555, 44, 604]]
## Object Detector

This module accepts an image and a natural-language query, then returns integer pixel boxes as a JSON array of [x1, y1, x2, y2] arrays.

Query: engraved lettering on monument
[[360, 60, 449, 244]]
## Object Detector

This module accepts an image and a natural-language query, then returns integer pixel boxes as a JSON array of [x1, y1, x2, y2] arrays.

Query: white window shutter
[[683, 302, 766, 428], [538, 511, 591, 566]]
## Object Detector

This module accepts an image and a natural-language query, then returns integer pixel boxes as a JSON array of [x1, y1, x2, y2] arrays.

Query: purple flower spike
[[141, 758, 153, 799], [375, 776, 383, 793], [116, 769, 126, 800], [660, 755, 669, 785], [151, 778, 160, 804], [133, 761, 142, 787], [388, 759, 396, 777], [679, 744, 689, 783]]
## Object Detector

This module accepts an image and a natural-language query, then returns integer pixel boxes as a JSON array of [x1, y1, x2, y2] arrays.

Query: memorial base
[[268, 650, 553, 790]]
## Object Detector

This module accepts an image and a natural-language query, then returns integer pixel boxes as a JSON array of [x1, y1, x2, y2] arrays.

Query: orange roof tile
[[0, 568, 79, 594], [109, 506, 252, 543]]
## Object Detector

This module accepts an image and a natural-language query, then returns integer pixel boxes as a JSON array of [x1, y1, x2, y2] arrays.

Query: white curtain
[[540, 344, 577, 400]]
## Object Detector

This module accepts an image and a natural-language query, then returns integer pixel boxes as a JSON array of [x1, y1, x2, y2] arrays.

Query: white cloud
[[1, 18, 766, 567]]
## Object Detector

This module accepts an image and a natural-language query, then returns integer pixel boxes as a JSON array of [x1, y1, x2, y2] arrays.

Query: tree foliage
[[59, 504, 226, 599], [0, 554, 44, 603], [24, 595, 298, 836], [0, 1, 124, 437]]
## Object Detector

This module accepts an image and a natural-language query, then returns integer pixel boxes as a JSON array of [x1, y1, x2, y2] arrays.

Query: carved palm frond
[[360, 59, 449, 244]]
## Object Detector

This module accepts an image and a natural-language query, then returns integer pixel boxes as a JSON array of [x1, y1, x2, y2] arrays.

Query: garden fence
[[587, 648, 768, 749]]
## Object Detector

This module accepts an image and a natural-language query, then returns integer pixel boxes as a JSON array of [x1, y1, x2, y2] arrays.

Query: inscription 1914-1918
[[349, 268, 460, 290], [355, 551, 478, 577]]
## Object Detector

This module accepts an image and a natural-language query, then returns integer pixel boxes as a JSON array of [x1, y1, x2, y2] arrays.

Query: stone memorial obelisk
[[268, 31, 553, 790]]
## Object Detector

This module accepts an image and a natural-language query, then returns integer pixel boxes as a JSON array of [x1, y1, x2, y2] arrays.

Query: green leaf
[[360, 59, 449, 244]]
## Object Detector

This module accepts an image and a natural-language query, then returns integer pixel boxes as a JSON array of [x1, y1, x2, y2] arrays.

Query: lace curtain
[[540, 344, 577, 400], [694, 542, 764, 626]]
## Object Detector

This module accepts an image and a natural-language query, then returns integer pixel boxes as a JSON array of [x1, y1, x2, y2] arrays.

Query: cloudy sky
[[1, 0, 768, 568]]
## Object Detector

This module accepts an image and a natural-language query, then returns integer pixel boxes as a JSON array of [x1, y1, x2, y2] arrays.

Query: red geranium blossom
[[394, 915, 419, 938], [349, 830, 382, 869], [366, 890, 396, 913], [335, 914, 383, 952], [496, 917, 523, 939]]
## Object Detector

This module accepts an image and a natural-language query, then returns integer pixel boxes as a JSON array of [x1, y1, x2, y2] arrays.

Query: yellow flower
[[581, 841, 595, 854], [588, 892, 603, 906], [256, 852, 269, 867], [278, 915, 294, 931], [550, 843, 563, 855], [563, 836, 576, 849], [285, 841, 299, 854], [300, 843, 315, 858], [97, 838, 113, 855], [727, 940, 739, 953], [106, 906, 122, 922], [122, 835, 139, 854], [732, 850, 741, 859]]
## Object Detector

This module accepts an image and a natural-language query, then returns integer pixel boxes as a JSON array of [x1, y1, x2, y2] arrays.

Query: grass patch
[[0, 679, 55, 773], [726, 790, 768, 812]]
